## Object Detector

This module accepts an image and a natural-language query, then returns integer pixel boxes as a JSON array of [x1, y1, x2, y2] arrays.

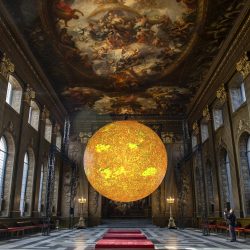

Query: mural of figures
[[52, 0, 202, 87], [3, 0, 244, 116], [61, 85, 191, 114]]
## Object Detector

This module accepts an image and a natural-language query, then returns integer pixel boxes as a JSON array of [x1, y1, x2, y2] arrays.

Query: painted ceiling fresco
[[2, 0, 246, 116]]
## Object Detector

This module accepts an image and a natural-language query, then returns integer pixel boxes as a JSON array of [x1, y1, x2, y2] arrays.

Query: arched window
[[0, 133, 15, 216], [28, 101, 40, 131], [239, 133, 250, 216], [220, 149, 233, 210], [20, 153, 29, 216], [20, 150, 35, 217], [56, 133, 62, 151], [5, 75, 22, 113], [38, 165, 44, 213], [44, 119, 52, 143], [0, 137, 7, 208]]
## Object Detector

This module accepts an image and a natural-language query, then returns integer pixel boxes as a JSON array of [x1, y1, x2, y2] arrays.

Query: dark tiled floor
[[0, 227, 249, 249]]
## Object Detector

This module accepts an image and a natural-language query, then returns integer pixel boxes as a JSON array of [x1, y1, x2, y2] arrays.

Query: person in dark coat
[[224, 208, 236, 242]]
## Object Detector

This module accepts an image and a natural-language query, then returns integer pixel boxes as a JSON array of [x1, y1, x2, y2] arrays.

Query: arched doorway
[[102, 196, 152, 219]]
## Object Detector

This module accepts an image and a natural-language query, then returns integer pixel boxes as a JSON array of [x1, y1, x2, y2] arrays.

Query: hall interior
[[0, 0, 250, 249]]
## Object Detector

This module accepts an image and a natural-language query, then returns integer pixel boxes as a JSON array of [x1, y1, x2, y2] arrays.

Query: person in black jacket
[[224, 208, 236, 242]]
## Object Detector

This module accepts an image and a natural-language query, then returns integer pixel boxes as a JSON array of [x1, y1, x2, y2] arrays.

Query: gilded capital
[[53, 123, 61, 134], [202, 105, 210, 122], [23, 84, 36, 104], [216, 85, 227, 104], [161, 132, 174, 144], [0, 53, 15, 81], [192, 121, 199, 135], [41, 105, 50, 121], [79, 132, 92, 144], [236, 52, 250, 79]]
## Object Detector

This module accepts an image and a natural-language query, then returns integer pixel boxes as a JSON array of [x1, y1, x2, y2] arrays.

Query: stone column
[[32, 106, 47, 217], [11, 85, 35, 217]]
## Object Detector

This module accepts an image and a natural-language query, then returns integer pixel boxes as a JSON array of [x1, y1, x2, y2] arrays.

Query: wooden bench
[[0, 226, 9, 239]]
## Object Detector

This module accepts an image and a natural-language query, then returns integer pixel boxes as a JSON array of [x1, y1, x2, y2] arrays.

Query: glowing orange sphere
[[84, 121, 167, 202]]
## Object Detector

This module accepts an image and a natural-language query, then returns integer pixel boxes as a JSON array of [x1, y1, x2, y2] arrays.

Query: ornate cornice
[[216, 85, 227, 105], [0, 53, 14, 81], [188, 3, 250, 120], [0, 3, 67, 124], [236, 51, 250, 79]]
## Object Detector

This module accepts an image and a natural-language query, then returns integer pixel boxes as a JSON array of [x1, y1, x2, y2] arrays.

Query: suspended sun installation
[[84, 121, 167, 202]]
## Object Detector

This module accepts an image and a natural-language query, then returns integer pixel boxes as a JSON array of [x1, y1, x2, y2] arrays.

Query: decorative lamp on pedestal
[[167, 196, 177, 229], [77, 197, 87, 229]]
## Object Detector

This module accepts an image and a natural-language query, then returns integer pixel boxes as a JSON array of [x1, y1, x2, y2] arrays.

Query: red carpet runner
[[95, 229, 155, 249]]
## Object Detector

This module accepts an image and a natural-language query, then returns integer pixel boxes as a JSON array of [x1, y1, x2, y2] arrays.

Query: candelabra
[[77, 197, 87, 229], [167, 196, 177, 229]]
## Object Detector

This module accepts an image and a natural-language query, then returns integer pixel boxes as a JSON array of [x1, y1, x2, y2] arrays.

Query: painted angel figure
[[54, 0, 84, 27]]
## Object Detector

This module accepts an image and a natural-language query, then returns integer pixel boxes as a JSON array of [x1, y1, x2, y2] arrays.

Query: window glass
[[213, 109, 223, 130], [0, 137, 7, 200], [20, 153, 29, 216], [201, 124, 209, 143]]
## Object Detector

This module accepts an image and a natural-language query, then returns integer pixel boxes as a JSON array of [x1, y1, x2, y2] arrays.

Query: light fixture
[[84, 121, 167, 202]]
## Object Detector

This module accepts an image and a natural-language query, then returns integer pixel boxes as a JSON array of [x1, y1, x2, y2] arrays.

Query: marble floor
[[0, 227, 249, 250]]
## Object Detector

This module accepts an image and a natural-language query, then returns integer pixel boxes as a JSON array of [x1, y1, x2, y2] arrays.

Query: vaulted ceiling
[[2, 0, 247, 117]]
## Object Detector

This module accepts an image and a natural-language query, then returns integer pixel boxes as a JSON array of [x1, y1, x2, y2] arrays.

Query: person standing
[[224, 209, 236, 242]]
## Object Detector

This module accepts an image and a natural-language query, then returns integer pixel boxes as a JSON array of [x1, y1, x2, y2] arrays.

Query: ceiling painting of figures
[[44, 0, 205, 89], [1, 0, 246, 116]]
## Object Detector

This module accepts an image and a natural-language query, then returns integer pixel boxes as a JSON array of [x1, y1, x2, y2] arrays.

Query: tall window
[[0, 137, 7, 207], [20, 153, 29, 216], [5, 75, 22, 113], [44, 119, 52, 143], [38, 165, 44, 213], [201, 123, 209, 143], [192, 135, 198, 151], [56, 133, 62, 151], [213, 109, 223, 130], [28, 101, 40, 131], [230, 82, 246, 112], [6, 82, 13, 105]]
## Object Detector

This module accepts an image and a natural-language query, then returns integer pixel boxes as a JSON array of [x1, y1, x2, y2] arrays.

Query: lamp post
[[167, 196, 177, 229], [77, 197, 87, 229]]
